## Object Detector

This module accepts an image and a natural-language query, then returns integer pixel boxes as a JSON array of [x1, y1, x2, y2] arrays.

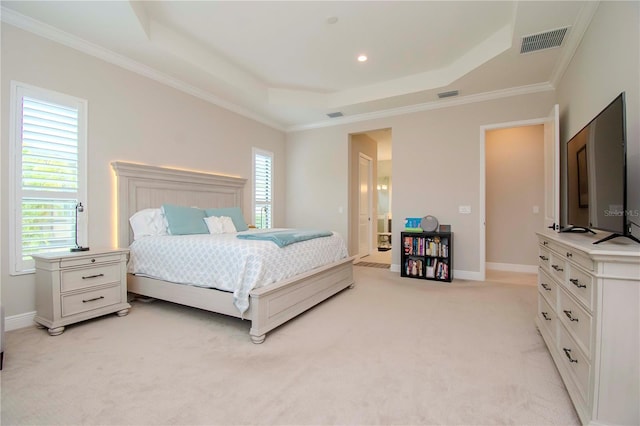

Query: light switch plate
[[459, 205, 471, 214]]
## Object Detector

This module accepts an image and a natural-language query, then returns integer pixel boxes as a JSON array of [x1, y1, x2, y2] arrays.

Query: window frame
[[252, 147, 273, 229], [9, 81, 88, 275]]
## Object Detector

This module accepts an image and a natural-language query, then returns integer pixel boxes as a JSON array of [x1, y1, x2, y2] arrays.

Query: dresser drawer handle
[[542, 241, 548, 246], [541, 283, 551, 291], [563, 310, 579, 322], [539, 255, 548, 261], [569, 278, 586, 288], [563, 348, 578, 363], [551, 264, 564, 272], [82, 273, 104, 280], [541, 312, 551, 321], [566, 252, 572, 258], [82, 296, 105, 303]]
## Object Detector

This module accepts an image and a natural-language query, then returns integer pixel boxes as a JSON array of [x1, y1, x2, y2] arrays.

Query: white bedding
[[127, 229, 348, 314]]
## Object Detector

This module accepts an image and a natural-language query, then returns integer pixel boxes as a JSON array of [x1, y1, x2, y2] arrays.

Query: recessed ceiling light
[[326, 16, 338, 25], [357, 55, 368, 62]]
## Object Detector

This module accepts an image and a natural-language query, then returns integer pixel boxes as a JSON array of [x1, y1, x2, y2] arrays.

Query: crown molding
[[0, 6, 285, 132], [287, 82, 555, 132]]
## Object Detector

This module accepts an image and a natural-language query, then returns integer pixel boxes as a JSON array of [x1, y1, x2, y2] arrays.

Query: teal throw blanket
[[237, 229, 333, 247]]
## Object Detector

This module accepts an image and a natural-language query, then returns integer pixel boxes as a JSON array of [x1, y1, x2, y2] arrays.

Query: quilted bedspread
[[127, 229, 348, 314]]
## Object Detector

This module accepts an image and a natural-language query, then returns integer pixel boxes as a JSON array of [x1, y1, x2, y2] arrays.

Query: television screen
[[565, 93, 626, 235]]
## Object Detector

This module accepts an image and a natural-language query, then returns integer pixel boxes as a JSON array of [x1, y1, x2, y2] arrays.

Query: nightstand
[[33, 248, 131, 336]]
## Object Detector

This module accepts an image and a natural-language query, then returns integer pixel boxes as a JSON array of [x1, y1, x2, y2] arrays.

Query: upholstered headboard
[[111, 161, 246, 247]]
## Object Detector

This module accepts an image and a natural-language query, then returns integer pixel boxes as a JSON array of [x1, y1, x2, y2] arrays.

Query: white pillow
[[204, 215, 237, 234], [129, 208, 168, 240]]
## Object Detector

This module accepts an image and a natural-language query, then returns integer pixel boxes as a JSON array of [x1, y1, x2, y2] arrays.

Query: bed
[[111, 161, 355, 343]]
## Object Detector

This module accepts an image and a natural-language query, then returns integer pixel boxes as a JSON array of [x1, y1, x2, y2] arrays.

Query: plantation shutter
[[254, 149, 273, 229], [11, 83, 87, 273]]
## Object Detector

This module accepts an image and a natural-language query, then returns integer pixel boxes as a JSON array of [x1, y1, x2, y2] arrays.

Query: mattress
[[127, 229, 349, 314]]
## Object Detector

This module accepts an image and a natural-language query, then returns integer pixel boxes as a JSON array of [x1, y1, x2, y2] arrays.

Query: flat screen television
[[562, 92, 638, 244]]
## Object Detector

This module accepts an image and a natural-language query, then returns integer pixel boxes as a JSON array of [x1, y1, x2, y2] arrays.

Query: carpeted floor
[[1, 267, 579, 425]]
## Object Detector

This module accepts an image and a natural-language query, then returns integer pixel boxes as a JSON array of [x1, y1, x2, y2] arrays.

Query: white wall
[[1, 24, 286, 318], [287, 92, 555, 277], [556, 1, 640, 240]]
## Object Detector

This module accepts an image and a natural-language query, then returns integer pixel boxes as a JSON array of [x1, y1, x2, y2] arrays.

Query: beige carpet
[[1, 268, 579, 425]]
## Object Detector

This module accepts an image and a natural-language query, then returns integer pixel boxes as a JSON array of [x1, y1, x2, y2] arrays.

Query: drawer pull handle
[[551, 264, 564, 272], [541, 283, 551, 291], [543, 241, 548, 246], [539, 255, 548, 261], [566, 252, 572, 258], [563, 348, 578, 363], [82, 296, 104, 303], [541, 312, 551, 321], [82, 273, 104, 280], [563, 310, 579, 322], [569, 278, 586, 288]]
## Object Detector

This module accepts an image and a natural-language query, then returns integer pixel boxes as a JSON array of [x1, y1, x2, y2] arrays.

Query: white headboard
[[111, 161, 247, 247]]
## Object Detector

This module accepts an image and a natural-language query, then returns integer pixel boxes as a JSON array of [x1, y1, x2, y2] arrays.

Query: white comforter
[[127, 229, 348, 314]]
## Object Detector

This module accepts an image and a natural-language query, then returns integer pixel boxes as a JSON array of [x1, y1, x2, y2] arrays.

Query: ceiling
[[1, 1, 596, 131]]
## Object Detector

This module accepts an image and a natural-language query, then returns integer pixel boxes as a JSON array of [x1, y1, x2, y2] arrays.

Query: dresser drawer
[[538, 245, 551, 270], [60, 253, 123, 269], [566, 265, 594, 310], [61, 284, 122, 317], [564, 248, 594, 272], [61, 263, 121, 292], [549, 254, 567, 283], [558, 325, 591, 404], [537, 294, 557, 338], [538, 268, 558, 307], [558, 289, 592, 355]]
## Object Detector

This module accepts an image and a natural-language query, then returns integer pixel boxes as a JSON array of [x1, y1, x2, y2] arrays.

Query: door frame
[[479, 117, 549, 281]]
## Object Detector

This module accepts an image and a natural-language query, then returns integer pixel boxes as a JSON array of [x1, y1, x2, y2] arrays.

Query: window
[[253, 148, 273, 229], [9, 82, 87, 274]]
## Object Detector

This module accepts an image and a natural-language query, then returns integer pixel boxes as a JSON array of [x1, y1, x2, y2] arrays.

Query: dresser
[[536, 231, 640, 425], [33, 248, 131, 336]]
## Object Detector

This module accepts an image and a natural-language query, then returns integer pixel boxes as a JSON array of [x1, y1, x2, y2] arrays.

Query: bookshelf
[[401, 231, 453, 282]]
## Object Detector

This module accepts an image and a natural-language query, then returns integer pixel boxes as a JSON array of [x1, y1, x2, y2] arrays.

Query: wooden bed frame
[[111, 161, 355, 343]]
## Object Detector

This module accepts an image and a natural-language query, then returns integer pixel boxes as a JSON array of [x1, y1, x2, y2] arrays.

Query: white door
[[544, 104, 560, 231], [358, 153, 373, 257]]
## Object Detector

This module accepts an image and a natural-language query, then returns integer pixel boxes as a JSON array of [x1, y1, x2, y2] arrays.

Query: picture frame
[[577, 145, 589, 208]]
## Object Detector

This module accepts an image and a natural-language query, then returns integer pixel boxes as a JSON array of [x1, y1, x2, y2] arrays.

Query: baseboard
[[390, 264, 483, 281], [5, 311, 36, 331], [486, 262, 537, 274]]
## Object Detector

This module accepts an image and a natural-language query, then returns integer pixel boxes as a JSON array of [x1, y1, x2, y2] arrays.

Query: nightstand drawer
[[60, 254, 123, 269], [61, 285, 122, 317], [61, 264, 121, 292]]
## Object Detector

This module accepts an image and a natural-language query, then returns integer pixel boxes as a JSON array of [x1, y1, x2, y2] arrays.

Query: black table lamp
[[70, 202, 90, 252]]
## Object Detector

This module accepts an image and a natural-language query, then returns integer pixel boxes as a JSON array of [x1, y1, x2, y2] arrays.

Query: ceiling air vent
[[327, 112, 343, 118], [437, 90, 459, 99], [520, 27, 569, 54]]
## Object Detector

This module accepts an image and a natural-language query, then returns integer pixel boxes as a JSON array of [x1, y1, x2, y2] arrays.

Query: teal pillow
[[205, 207, 248, 232], [161, 204, 208, 235]]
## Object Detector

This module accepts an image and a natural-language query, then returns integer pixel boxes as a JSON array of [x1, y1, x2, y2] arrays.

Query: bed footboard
[[248, 257, 355, 343]]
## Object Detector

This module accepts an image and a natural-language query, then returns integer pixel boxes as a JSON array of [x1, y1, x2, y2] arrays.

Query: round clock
[[421, 215, 439, 232]]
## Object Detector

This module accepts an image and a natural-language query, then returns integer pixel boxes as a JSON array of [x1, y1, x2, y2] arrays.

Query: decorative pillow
[[129, 208, 168, 240], [161, 204, 208, 235], [204, 216, 237, 234], [204, 207, 248, 232]]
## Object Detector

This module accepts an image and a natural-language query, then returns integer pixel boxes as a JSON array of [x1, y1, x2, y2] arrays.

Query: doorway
[[479, 106, 559, 280], [349, 128, 392, 263]]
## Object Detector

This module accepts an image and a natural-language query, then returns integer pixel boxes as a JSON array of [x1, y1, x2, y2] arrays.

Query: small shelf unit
[[401, 231, 453, 282]]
